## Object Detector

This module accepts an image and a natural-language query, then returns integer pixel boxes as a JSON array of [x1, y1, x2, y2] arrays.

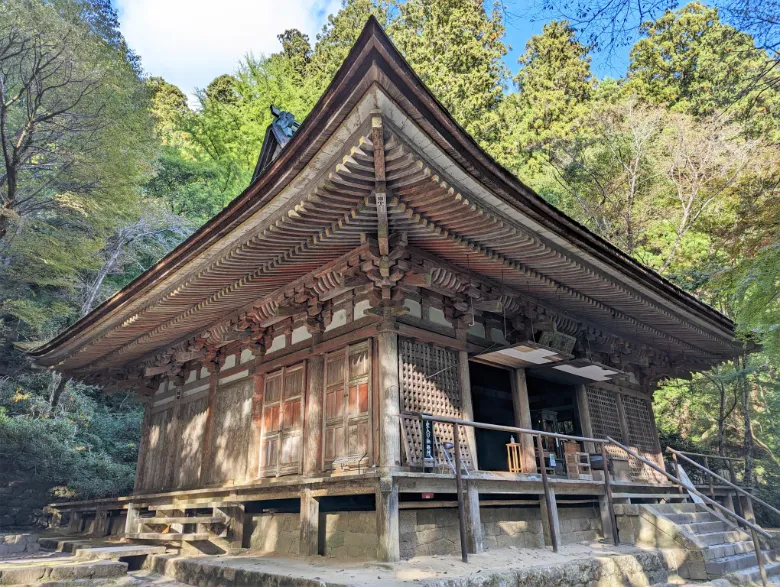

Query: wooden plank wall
[[204, 378, 254, 485]]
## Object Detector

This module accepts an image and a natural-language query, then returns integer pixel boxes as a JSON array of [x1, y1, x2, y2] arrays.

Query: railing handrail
[[673, 449, 744, 463], [406, 411, 606, 446], [607, 437, 771, 539], [667, 447, 780, 520]]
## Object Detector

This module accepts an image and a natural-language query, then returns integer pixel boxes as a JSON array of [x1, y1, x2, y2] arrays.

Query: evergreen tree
[[628, 3, 780, 140], [390, 0, 508, 145], [492, 21, 593, 176]]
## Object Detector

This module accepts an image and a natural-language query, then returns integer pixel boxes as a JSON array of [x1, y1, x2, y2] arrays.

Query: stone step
[[703, 540, 756, 561], [697, 530, 751, 546], [681, 520, 729, 535], [651, 503, 701, 514], [75, 545, 167, 561], [38, 538, 116, 554], [725, 560, 780, 584], [705, 549, 780, 578], [0, 559, 127, 585], [125, 533, 209, 542], [612, 493, 691, 500], [664, 512, 722, 525], [141, 516, 226, 525]]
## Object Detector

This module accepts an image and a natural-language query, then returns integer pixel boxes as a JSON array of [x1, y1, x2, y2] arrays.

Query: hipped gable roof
[[30, 17, 740, 374]]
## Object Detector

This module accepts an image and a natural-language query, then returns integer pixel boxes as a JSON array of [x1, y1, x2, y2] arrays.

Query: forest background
[[0, 0, 777, 518]]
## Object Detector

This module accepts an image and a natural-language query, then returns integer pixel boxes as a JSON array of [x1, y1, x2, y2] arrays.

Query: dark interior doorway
[[469, 362, 515, 471], [526, 375, 581, 465]]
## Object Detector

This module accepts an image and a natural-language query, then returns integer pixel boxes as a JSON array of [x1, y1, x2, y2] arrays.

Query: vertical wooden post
[[124, 503, 139, 536], [247, 372, 264, 480], [511, 369, 536, 473], [218, 505, 246, 553], [376, 477, 400, 562], [601, 442, 619, 545], [465, 483, 483, 554], [457, 349, 482, 554], [672, 453, 683, 494], [454, 423, 468, 563], [133, 401, 151, 492], [67, 511, 82, 535], [299, 487, 320, 556], [199, 370, 219, 486], [164, 380, 181, 490], [92, 506, 109, 538], [457, 350, 478, 471], [51, 510, 62, 530], [303, 356, 324, 476], [377, 330, 400, 470], [536, 434, 560, 552], [576, 385, 596, 453]]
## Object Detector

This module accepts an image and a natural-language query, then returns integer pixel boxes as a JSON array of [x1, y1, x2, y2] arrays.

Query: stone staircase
[[643, 502, 780, 583]]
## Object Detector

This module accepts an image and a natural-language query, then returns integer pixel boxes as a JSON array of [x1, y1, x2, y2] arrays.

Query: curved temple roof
[[30, 17, 741, 376]]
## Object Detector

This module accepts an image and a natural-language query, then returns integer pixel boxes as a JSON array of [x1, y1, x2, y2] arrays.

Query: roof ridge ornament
[[251, 105, 301, 182]]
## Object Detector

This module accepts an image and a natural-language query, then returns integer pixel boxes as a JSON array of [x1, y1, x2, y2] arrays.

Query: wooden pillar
[[299, 487, 320, 556], [377, 330, 400, 470], [376, 477, 400, 562], [199, 370, 219, 485], [67, 511, 82, 535], [163, 380, 181, 490], [218, 505, 246, 553], [740, 494, 756, 523], [133, 401, 151, 492], [92, 506, 109, 538], [124, 503, 139, 536], [598, 494, 615, 542], [511, 368, 536, 473], [465, 482, 483, 554], [540, 488, 561, 550], [615, 393, 631, 445], [247, 372, 264, 480], [50, 510, 62, 530], [303, 356, 324, 476], [576, 385, 596, 453], [458, 350, 479, 471]]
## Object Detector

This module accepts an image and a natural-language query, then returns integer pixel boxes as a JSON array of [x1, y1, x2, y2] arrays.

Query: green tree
[[628, 3, 780, 140], [390, 0, 508, 145], [492, 21, 593, 177]]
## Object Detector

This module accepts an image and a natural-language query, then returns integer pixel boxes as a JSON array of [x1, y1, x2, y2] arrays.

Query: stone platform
[[144, 542, 683, 587]]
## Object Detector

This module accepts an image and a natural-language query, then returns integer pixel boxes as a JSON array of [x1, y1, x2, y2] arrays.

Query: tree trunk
[[49, 372, 67, 408], [739, 356, 754, 487]]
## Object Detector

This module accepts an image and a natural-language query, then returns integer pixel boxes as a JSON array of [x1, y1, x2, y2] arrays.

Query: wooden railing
[[409, 411, 619, 562], [406, 411, 774, 583]]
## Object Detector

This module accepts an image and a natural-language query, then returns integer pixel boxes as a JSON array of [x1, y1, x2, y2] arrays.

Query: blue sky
[[113, 0, 633, 102]]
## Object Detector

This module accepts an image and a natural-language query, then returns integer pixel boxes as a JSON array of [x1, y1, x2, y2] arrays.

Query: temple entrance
[[526, 375, 582, 473], [469, 362, 514, 471]]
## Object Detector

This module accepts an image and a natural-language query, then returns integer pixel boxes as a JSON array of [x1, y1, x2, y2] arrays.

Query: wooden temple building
[[32, 18, 743, 562]]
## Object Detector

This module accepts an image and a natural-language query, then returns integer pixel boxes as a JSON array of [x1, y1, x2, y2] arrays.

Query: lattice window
[[586, 386, 629, 462], [623, 395, 665, 482], [399, 338, 473, 469]]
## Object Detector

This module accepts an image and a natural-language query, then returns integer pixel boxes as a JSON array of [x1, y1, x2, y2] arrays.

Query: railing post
[[751, 527, 769, 587], [536, 434, 560, 552], [671, 453, 683, 494], [601, 442, 619, 545], [453, 423, 468, 563], [705, 457, 715, 500]]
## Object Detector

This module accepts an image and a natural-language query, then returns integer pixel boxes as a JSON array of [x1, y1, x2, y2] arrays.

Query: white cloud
[[115, 0, 341, 101]]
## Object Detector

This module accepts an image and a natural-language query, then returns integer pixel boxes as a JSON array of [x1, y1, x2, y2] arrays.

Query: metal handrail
[[674, 450, 744, 462], [668, 448, 780, 519], [610, 438, 770, 586]]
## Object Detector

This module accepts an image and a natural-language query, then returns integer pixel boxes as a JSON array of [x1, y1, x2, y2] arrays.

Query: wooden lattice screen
[[587, 386, 664, 482], [622, 395, 665, 482], [398, 338, 473, 469]]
